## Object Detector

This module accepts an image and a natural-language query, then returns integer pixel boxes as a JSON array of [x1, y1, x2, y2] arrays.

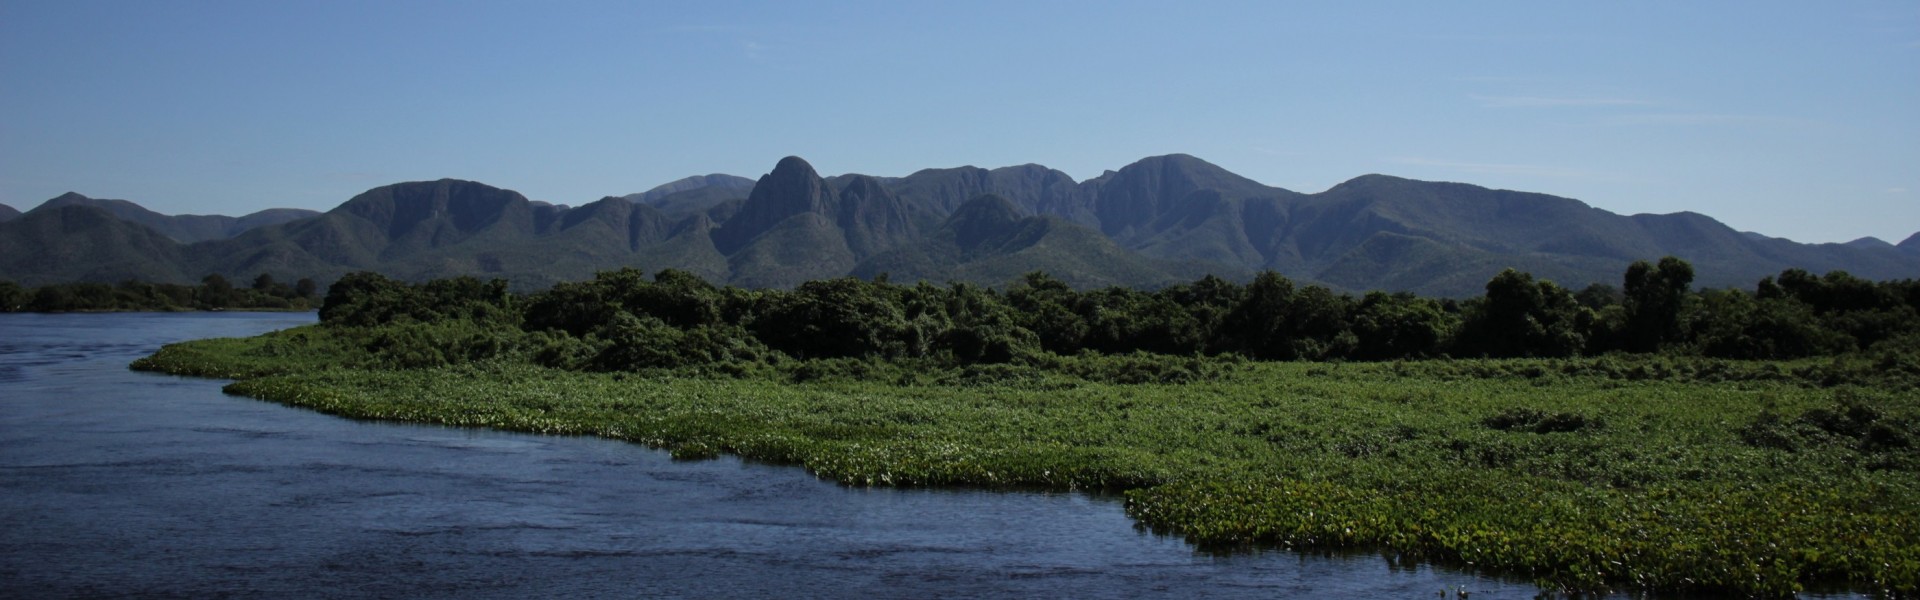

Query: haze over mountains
[[3, 155, 1914, 295]]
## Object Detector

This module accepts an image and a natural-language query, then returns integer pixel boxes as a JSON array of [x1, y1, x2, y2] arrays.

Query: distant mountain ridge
[[621, 174, 755, 220], [2, 155, 1914, 294], [0, 203, 20, 222], [31, 193, 318, 243]]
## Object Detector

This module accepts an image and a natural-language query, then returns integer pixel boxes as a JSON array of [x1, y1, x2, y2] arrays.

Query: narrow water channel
[[0, 312, 1575, 598]]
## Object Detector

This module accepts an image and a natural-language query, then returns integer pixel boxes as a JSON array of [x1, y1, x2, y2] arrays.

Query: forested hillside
[[5, 155, 1914, 294]]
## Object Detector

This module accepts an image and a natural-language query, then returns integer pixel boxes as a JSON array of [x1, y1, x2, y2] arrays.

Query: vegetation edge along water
[[130, 261, 1919, 597], [0, 273, 320, 312]]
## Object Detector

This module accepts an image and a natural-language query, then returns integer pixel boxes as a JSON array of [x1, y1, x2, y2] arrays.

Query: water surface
[[2, 312, 1574, 598]]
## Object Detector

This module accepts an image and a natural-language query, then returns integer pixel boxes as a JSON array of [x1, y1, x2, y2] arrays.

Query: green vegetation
[[0, 273, 320, 312], [131, 260, 1920, 597]]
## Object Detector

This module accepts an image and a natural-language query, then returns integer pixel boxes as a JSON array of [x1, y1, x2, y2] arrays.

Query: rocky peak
[[712, 156, 836, 254]]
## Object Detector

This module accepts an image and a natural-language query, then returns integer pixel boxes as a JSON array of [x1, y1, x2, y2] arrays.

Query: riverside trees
[[305, 258, 1919, 370]]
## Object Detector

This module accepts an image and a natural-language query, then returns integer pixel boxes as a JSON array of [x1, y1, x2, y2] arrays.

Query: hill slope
[[622, 174, 755, 219], [33, 193, 317, 243], [2, 155, 1912, 294], [0, 205, 192, 285], [851, 195, 1195, 289]]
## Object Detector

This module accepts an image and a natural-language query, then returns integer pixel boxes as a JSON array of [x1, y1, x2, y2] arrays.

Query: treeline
[[0, 274, 320, 313], [312, 257, 1920, 372]]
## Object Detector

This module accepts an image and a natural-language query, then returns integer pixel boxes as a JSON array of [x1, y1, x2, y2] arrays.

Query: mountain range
[[3, 155, 1914, 295]]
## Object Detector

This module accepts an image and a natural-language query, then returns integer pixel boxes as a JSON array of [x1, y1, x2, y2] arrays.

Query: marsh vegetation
[[133, 262, 1920, 596]]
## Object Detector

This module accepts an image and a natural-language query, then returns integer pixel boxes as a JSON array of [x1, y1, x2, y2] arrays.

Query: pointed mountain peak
[[711, 156, 836, 254], [771, 155, 821, 178], [1898, 231, 1920, 252], [48, 192, 94, 204], [749, 156, 831, 202]]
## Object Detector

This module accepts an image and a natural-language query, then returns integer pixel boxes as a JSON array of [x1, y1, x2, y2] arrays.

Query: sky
[[2, 1, 1916, 244]]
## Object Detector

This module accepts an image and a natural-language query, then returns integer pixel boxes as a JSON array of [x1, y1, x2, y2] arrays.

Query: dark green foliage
[[1351, 292, 1453, 360], [319, 272, 413, 326], [1574, 282, 1623, 310], [363, 320, 522, 369], [1689, 289, 1853, 359], [3, 274, 310, 312], [1221, 271, 1299, 359], [931, 283, 1038, 364], [1007, 272, 1090, 353], [1622, 257, 1694, 352], [1456, 269, 1590, 358], [1034, 351, 1241, 385], [753, 277, 910, 359], [1481, 407, 1602, 434], [321, 271, 513, 328], [198, 274, 234, 309], [590, 313, 772, 372], [296, 258, 1918, 380], [1741, 394, 1918, 466], [0, 280, 22, 311]]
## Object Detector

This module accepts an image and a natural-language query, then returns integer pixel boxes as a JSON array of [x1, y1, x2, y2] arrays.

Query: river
[[0, 312, 1579, 598]]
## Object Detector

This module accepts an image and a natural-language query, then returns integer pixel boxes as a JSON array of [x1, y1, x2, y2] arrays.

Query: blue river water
[[0, 312, 1731, 598]]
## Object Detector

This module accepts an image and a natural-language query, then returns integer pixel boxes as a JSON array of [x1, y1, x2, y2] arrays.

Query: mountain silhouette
[[33, 192, 316, 243], [3, 155, 1914, 293]]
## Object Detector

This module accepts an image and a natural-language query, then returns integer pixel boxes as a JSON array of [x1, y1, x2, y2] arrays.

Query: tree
[[1575, 283, 1622, 311], [1157, 275, 1244, 352], [1222, 271, 1297, 359], [319, 272, 411, 326], [936, 283, 1038, 364], [1286, 285, 1357, 360], [1352, 291, 1454, 360], [1008, 272, 1088, 354], [0, 280, 24, 312], [198, 274, 234, 309], [1458, 269, 1588, 358], [751, 278, 908, 359], [1622, 257, 1693, 352]]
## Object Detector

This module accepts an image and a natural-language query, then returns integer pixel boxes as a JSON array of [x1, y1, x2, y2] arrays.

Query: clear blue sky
[[3, 1, 1916, 244]]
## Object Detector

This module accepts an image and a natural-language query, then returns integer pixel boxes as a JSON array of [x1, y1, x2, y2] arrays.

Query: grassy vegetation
[[134, 325, 1919, 597]]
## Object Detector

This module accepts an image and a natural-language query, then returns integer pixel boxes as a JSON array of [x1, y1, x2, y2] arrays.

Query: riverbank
[[16, 306, 317, 314], [133, 325, 1918, 597]]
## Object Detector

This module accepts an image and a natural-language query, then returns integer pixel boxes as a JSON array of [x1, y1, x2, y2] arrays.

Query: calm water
[[0, 313, 1578, 598]]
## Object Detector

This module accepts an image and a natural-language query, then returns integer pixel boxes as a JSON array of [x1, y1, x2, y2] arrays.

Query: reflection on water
[[2, 312, 1583, 598]]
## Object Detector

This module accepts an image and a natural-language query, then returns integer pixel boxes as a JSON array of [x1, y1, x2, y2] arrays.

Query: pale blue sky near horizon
[[2, 1, 1915, 244]]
